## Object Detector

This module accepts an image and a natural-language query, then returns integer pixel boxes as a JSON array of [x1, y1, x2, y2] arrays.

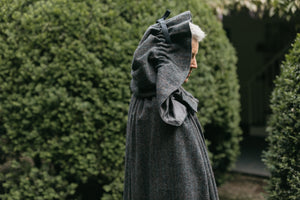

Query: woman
[[124, 11, 219, 200]]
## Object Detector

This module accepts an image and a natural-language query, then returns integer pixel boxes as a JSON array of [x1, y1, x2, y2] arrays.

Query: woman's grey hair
[[189, 22, 206, 42]]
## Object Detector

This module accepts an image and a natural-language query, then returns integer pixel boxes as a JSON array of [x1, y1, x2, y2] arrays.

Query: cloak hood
[[130, 11, 198, 126]]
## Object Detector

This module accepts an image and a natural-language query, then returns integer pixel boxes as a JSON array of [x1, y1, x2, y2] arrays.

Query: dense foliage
[[0, 0, 241, 199], [0, 0, 130, 199], [263, 34, 300, 200], [179, 1, 242, 184]]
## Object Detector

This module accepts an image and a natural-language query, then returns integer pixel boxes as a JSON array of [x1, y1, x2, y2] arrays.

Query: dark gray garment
[[124, 11, 219, 200]]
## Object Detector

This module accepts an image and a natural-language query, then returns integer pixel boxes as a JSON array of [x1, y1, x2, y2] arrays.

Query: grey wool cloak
[[124, 11, 219, 200]]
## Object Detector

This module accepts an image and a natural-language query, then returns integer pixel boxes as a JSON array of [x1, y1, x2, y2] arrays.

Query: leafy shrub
[[0, 0, 241, 199], [0, 0, 130, 199], [181, 1, 242, 184], [263, 34, 300, 200]]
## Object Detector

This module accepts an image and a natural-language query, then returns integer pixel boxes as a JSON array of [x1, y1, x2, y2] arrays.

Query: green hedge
[[263, 34, 300, 200], [0, 0, 130, 199], [182, 1, 242, 184], [0, 0, 241, 199]]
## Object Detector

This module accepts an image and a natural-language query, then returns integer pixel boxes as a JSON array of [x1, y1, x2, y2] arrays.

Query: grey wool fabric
[[124, 11, 219, 200]]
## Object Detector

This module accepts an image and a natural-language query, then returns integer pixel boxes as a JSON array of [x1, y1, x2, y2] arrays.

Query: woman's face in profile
[[184, 38, 199, 83]]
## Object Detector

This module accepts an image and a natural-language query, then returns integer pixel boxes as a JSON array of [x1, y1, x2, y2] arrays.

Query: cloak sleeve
[[160, 87, 199, 126]]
